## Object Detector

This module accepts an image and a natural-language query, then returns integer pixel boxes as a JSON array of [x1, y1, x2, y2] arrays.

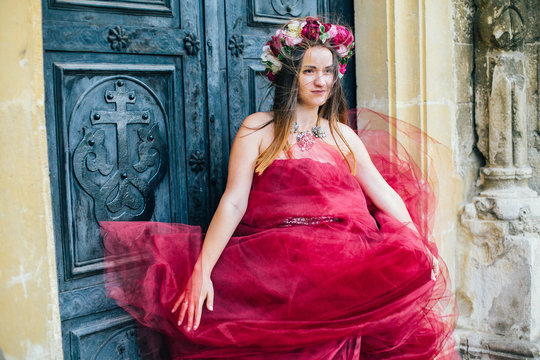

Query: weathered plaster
[[0, 0, 62, 358]]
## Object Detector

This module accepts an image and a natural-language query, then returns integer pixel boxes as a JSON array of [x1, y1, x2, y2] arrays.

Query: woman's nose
[[313, 73, 325, 85]]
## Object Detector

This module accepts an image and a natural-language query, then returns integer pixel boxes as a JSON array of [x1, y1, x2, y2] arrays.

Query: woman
[[102, 17, 457, 359]]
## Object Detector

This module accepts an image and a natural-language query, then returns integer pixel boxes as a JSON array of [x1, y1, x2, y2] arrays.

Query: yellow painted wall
[[0, 0, 63, 358], [354, 0, 464, 281]]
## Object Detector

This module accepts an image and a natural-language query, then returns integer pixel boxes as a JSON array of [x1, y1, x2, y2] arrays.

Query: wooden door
[[42, 0, 354, 358], [42, 0, 208, 357]]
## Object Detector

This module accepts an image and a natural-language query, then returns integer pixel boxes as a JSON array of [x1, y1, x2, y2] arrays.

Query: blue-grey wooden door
[[42, 0, 208, 358], [42, 0, 354, 358]]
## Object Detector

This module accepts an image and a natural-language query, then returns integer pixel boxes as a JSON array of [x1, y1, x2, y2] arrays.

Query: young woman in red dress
[[102, 17, 458, 359]]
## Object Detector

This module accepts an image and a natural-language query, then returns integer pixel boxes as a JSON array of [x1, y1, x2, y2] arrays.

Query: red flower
[[267, 35, 283, 57], [322, 22, 331, 32], [332, 25, 354, 47], [301, 18, 321, 40], [266, 71, 276, 81]]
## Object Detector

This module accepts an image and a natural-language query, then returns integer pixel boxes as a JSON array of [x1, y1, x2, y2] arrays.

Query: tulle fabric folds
[[101, 109, 458, 359]]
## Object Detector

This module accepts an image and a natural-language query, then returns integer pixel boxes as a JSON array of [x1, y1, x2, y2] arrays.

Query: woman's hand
[[403, 222, 440, 281], [171, 261, 214, 332], [429, 250, 440, 281]]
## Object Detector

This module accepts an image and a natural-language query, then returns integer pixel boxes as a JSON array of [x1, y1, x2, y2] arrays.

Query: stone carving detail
[[183, 32, 201, 56], [475, 0, 526, 50], [73, 79, 168, 221], [107, 26, 130, 51], [474, 0, 536, 200], [228, 35, 245, 57], [271, 0, 303, 16], [509, 207, 540, 234]]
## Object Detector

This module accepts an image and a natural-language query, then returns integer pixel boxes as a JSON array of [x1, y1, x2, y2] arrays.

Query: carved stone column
[[457, 1, 540, 358]]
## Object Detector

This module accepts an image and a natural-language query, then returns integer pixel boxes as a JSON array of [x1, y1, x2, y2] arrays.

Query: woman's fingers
[[174, 280, 214, 331], [186, 300, 196, 331], [171, 291, 185, 313], [177, 299, 189, 326], [207, 284, 214, 311], [194, 296, 204, 330]]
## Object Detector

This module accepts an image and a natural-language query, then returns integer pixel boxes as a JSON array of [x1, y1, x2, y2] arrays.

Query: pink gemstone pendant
[[296, 131, 316, 151]]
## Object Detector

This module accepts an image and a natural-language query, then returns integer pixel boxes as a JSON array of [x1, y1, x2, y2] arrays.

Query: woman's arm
[[340, 124, 439, 280], [172, 112, 270, 331], [339, 125, 416, 228], [199, 113, 268, 276]]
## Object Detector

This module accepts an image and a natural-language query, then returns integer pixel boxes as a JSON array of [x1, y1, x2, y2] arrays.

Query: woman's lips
[[312, 90, 326, 95]]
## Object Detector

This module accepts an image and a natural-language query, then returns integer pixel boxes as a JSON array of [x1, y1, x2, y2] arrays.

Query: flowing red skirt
[[101, 109, 458, 359]]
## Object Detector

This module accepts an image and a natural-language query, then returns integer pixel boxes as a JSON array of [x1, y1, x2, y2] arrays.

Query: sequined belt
[[278, 215, 341, 227]]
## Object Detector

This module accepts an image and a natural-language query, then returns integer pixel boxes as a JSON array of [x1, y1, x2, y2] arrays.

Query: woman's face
[[297, 46, 335, 108]]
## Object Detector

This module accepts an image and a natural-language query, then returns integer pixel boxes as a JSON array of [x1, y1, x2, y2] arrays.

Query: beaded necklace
[[291, 121, 327, 151]]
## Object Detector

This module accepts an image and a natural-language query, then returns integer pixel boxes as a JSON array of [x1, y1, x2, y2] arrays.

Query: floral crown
[[261, 17, 355, 82]]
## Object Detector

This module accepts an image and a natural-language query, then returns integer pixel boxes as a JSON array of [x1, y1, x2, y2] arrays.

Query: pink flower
[[301, 18, 321, 40], [284, 35, 302, 47], [339, 63, 347, 76], [275, 29, 287, 37], [326, 24, 337, 38], [332, 25, 354, 47], [335, 44, 349, 57]]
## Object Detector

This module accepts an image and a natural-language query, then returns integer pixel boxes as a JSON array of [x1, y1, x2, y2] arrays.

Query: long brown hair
[[254, 19, 356, 175]]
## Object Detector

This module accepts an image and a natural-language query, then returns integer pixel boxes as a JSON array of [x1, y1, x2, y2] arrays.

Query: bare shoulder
[[236, 112, 274, 151], [241, 111, 273, 130], [335, 121, 357, 138], [230, 112, 273, 156], [332, 121, 363, 148]]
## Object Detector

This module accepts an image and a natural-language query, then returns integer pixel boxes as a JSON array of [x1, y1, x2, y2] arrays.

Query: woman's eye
[[303, 69, 313, 74]]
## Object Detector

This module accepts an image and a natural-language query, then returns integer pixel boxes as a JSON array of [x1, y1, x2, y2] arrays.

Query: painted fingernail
[[194, 325, 198, 330], [186, 326, 191, 331], [209, 306, 213, 311]]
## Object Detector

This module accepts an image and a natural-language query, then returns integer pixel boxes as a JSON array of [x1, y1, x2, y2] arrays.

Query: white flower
[[261, 50, 282, 73], [270, 57, 282, 72], [260, 46, 272, 62], [286, 21, 303, 38]]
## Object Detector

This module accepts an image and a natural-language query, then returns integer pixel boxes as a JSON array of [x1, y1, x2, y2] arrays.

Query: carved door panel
[[42, 0, 208, 358]]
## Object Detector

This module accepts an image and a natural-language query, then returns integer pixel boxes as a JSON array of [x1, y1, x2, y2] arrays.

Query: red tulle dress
[[101, 113, 458, 359]]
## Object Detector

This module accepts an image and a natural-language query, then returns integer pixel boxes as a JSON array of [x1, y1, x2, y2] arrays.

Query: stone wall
[[453, 0, 480, 202], [525, 1, 540, 193], [456, 0, 540, 358]]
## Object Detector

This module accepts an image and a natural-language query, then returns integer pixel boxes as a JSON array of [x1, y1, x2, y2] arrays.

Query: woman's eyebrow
[[302, 64, 334, 69]]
